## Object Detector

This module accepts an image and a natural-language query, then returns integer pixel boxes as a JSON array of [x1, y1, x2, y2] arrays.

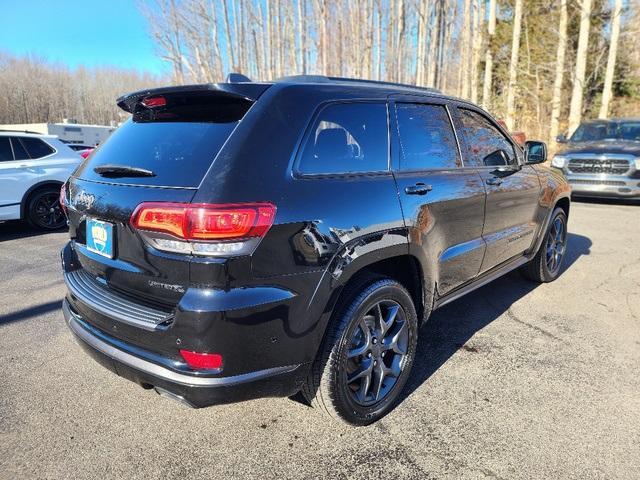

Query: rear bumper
[[566, 174, 640, 199], [63, 298, 306, 407]]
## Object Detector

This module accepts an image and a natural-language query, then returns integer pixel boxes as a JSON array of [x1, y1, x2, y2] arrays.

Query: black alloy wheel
[[27, 189, 66, 230]]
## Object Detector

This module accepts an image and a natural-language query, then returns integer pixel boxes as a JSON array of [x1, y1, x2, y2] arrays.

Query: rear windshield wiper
[[94, 164, 156, 177]]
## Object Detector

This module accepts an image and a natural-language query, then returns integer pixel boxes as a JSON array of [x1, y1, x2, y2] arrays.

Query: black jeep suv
[[61, 75, 571, 425]]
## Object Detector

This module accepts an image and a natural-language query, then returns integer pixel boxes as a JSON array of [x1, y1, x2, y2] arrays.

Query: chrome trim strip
[[63, 300, 301, 387], [566, 153, 635, 175], [439, 236, 486, 263]]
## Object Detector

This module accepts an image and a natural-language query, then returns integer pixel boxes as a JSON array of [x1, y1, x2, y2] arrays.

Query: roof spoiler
[[116, 82, 271, 113]]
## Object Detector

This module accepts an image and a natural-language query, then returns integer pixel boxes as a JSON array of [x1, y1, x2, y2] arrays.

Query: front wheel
[[521, 207, 568, 283], [26, 187, 66, 230], [302, 277, 418, 425]]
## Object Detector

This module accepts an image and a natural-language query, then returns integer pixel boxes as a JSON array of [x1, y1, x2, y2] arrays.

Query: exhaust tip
[[154, 387, 196, 408]]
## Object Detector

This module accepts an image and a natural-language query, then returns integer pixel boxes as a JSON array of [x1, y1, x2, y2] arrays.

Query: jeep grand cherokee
[[61, 75, 571, 425]]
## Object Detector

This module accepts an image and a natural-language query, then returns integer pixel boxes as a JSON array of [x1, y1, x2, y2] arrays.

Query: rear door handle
[[404, 183, 432, 195], [486, 177, 503, 186]]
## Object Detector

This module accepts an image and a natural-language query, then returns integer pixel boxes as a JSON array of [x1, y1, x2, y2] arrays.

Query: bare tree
[[568, 0, 593, 134], [470, 0, 485, 103], [505, 0, 523, 130], [458, 0, 472, 98], [482, 0, 496, 110], [549, 0, 569, 142], [599, 0, 622, 118], [427, 0, 442, 87], [0, 53, 161, 125]]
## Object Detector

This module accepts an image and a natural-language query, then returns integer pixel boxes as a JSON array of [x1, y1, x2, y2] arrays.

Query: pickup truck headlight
[[551, 155, 567, 169]]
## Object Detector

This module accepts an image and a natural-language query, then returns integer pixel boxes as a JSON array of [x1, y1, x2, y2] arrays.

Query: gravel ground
[[1, 199, 639, 479]]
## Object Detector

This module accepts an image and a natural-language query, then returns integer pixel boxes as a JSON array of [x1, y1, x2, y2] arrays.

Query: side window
[[457, 108, 517, 167], [10, 137, 30, 160], [20, 137, 55, 159], [297, 102, 388, 175], [395, 103, 460, 170], [0, 137, 13, 162]]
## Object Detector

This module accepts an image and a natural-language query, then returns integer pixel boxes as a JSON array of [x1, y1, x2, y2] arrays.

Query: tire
[[26, 186, 66, 230], [520, 207, 568, 283], [302, 277, 418, 426]]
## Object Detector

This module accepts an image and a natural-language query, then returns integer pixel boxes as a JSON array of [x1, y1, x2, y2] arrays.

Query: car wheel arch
[[323, 249, 432, 328], [20, 180, 64, 219]]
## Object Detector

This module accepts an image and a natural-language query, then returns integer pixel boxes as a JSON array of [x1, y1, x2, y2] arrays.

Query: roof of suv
[[117, 74, 453, 113], [0, 130, 57, 139]]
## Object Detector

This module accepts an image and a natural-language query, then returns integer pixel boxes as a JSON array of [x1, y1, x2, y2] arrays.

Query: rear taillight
[[59, 182, 67, 215], [130, 202, 276, 256], [179, 350, 223, 371]]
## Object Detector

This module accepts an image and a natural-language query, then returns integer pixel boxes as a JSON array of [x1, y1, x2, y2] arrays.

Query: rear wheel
[[521, 207, 567, 282], [302, 277, 418, 425], [26, 187, 66, 230]]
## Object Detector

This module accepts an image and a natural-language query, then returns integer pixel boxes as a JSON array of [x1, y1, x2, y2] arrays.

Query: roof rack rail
[[274, 75, 441, 94], [328, 76, 441, 94]]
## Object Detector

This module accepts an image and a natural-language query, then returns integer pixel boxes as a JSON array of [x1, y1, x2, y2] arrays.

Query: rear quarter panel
[[530, 163, 572, 250]]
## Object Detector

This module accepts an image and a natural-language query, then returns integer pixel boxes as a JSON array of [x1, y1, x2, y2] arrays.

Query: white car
[[0, 131, 82, 230]]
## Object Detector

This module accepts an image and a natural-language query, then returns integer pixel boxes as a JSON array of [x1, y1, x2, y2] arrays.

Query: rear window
[[297, 102, 389, 175], [20, 137, 55, 159], [75, 94, 249, 187]]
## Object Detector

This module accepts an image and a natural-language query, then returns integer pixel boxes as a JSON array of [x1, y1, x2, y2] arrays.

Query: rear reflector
[[179, 350, 223, 370], [60, 182, 67, 215], [131, 202, 275, 241]]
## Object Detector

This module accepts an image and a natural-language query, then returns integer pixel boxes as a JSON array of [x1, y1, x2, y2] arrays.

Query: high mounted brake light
[[131, 202, 276, 241], [141, 96, 167, 108]]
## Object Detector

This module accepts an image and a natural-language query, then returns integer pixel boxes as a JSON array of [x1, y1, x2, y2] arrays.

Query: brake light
[[59, 182, 67, 215], [179, 350, 223, 371], [131, 202, 276, 241], [141, 96, 167, 108]]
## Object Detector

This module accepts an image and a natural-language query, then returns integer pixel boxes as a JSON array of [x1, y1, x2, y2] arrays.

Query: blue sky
[[0, 0, 168, 74]]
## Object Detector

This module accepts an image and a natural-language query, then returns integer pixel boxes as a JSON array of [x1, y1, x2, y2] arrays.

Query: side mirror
[[524, 140, 547, 164], [555, 134, 568, 144]]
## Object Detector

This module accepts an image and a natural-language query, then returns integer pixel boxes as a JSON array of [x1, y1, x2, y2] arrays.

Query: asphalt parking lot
[[1, 199, 639, 479]]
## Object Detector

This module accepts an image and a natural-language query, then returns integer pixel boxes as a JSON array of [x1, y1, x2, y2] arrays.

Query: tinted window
[[396, 103, 460, 170], [619, 122, 640, 141], [297, 103, 388, 175], [458, 109, 516, 167], [0, 137, 13, 161], [21, 137, 55, 159], [76, 120, 238, 187], [75, 93, 251, 187], [10, 138, 30, 160]]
